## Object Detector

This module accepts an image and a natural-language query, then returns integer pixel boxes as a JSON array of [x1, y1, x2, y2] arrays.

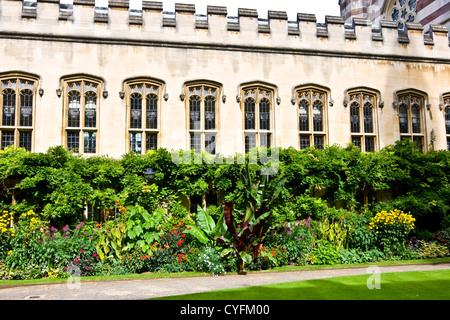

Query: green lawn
[[155, 269, 450, 300]]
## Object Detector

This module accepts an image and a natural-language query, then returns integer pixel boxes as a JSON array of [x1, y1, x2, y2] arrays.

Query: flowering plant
[[368, 209, 415, 255]]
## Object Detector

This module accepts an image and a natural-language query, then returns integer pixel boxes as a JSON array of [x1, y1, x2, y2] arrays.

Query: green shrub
[[416, 240, 449, 259]]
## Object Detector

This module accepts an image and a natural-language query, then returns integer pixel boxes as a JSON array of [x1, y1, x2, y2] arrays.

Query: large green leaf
[[239, 251, 252, 264], [197, 205, 215, 234], [183, 225, 209, 244]]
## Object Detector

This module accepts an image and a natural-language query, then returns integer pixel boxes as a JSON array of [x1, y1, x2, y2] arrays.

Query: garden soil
[[0, 262, 449, 300]]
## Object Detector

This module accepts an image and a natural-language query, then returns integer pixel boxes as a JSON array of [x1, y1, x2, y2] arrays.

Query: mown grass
[[1, 257, 449, 288], [155, 269, 450, 300]]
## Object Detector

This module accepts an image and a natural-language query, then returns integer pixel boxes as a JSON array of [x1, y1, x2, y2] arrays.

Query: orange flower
[[164, 244, 169, 249]]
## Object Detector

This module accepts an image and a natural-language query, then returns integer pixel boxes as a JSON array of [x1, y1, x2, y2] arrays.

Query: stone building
[[0, 0, 449, 158]]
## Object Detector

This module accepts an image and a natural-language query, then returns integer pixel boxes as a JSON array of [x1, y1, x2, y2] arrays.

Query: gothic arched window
[[240, 85, 274, 153], [185, 82, 221, 154], [1, 75, 37, 151], [347, 89, 379, 152], [126, 79, 163, 154], [295, 86, 328, 150], [63, 78, 101, 154], [396, 90, 426, 152]]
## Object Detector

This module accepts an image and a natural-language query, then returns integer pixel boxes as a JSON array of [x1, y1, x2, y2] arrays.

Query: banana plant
[[185, 163, 286, 273]]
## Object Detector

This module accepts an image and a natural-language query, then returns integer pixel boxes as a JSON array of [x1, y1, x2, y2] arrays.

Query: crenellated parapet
[[0, 0, 448, 61]]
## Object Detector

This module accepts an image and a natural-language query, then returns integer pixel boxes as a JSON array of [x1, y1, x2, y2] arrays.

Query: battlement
[[0, 0, 449, 61]]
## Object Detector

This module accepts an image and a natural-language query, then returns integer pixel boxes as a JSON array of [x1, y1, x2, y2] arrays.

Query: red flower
[[174, 225, 177, 228], [158, 227, 162, 230], [177, 241, 181, 246], [182, 234, 185, 238]]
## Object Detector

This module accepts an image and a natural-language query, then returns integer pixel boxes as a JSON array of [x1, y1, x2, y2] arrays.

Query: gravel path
[[1, 263, 449, 300]]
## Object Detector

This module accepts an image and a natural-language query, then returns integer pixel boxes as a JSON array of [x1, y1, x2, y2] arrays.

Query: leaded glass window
[[390, 0, 417, 30], [186, 83, 220, 154], [348, 91, 378, 152], [1, 131, 14, 150], [19, 131, 32, 151], [445, 106, 450, 135], [245, 99, 255, 130], [126, 81, 162, 154], [67, 131, 80, 152], [84, 132, 96, 154], [397, 91, 426, 152], [146, 133, 158, 151], [300, 135, 310, 150], [259, 99, 270, 130], [2, 89, 15, 126], [296, 87, 327, 150], [20, 90, 33, 127], [350, 102, 360, 133], [1, 76, 37, 151], [84, 91, 97, 128], [130, 93, 142, 129], [146, 94, 158, 130], [130, 132, 142, 153], [64, 78, 101, 154], [444, 95, 450, 151], [245, 133, 256, 154]]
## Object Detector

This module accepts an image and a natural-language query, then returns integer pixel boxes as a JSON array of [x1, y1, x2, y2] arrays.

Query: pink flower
[[63, 225, 69, 231], [87, 267, 91, 270], [76, 257, 80, 260], [80, 249, 84, 253], [74, 261, 78, 265]]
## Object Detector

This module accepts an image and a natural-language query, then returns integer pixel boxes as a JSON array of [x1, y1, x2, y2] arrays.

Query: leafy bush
[[415, 240, 449, 259], [368, 209, 415, 256], [432, 228, 450, 250], [338, 248, 385, 264], [301, 241, 341, 265]]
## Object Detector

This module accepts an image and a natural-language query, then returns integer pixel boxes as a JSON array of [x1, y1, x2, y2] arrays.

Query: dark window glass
[[84, 92, 97, 128], [2, 89, 16, 126], [312, 101, 323, 132], [352, 136, 361, 149], [314, 136, 324, 150], [190, 133, 201, 153], [350, 102, 360, 133], [146, 94, 158, 129], [300, 135, 310, 150], [205, 134, 216, 154], [446, 107, 450, 135], [68, 91, 81, 127], [363, 103, 373, 133], [244, 99, 255, 130], [245, 133, 256, 153], [299, 100, 309, 131], [84, 131, 96, 153], [20, 90, 33, 127], [204, 96, 216, 130], [146, 133, 158, 151], [259, 99, 270, 130], [365, 136, 375, 152], [399, 104, 408, 134], [260, 133, 271, 149], [19, 131, 32, 151], [130, 93, 142, 129], [447, 137, 450, 151], [67, 131, 79, 152], [413, 136, 423, 152], [1, 131, 14, 150], [411, 104, 421, 133], [130, 132, 142, 153], [190, 96, 201, 130]]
